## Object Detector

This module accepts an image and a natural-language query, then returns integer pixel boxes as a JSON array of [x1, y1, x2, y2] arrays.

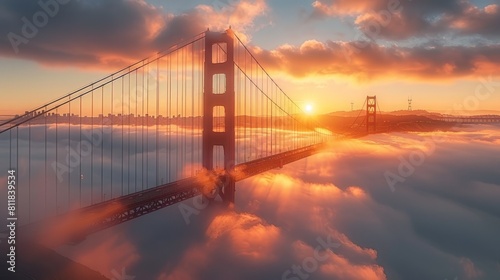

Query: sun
[[305, 104, 314, 114]]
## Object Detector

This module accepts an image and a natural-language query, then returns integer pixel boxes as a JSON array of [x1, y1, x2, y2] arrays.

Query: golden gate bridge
[[0, 29, 336, 243], [2, 29, 495, 246]]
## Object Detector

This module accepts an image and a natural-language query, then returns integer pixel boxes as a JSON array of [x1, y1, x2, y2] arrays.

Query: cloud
[[0, 0, 267, 68], [440, 3, 500, 37], [311, 0, 500, 40], [311, 0, 388, 18], [207, 214, 281, 263], [1, 0, 166, 67], [2, 0, 498, 82], [158, 186, 387, 280], [161, 212, 283, 280], [196, 0, 268, 42], [291, 0, 500, 80], [59, 232, 140, 278], [251, 39, 500, 80], [6, 124, 498, 279], [290, 239, 386, 280]]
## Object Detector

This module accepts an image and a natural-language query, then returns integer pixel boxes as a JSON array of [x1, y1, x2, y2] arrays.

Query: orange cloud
[[158, 211, 283, 280], [0, 0, 267, 69], [289, 234, 386, 280], [442, 3, 500, 36], [311, 0, 388, 17], [196, 0, 268, 43], [34, 201, 126, 247], [207, 212, 281, 262], [58, 232, 140, 279], [320, 254, 387, 280], [251, 39, 500, 81], [313, 0, 500, 41]]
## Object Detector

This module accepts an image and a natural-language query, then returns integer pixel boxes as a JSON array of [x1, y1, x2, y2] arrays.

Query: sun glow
[[305, 104, 314, 114]]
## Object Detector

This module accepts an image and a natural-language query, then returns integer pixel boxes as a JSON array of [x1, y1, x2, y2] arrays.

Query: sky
[[45, 124, 500, 280], [1, 0, 500, 115]]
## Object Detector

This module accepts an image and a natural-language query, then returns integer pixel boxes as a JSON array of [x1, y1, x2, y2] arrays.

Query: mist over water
[[0, 124, 321, 223], [34, 125, 497, 280]]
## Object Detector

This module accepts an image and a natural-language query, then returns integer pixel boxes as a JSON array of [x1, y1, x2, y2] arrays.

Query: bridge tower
[[203, 29, 236, 204], [366, 96, 377, 133]]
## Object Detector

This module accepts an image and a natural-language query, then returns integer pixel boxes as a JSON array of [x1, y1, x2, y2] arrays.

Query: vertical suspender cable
[[146, 63, 150, 189], [122, 77, 125, 196], [91, 86, 94, 205], [101, 87, 104, 202], [67, 97, 70, 210], [44, 107, 47, 215], [156, 59, 160, 186], [28, 120, 31, 222], [110, 78, 114, 199], [79, 97, 82, 206]]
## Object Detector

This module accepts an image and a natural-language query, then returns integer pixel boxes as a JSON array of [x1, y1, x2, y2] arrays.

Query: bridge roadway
[[438, 116, 500, 123], [20, 143, 328, 244]]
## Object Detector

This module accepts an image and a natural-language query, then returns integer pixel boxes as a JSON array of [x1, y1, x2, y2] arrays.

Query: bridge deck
[[20, 143, 327, 244]]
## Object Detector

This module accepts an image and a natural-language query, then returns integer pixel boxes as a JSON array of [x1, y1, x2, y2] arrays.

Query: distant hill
[[327, 109, 440, 118], [326, 109, 500, 118], [384, 110, 441, 117], [317, 108, 500, 136]]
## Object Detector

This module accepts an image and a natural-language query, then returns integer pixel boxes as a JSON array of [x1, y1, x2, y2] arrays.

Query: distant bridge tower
[[366, 96, 377, 133], [203, 29, 236, 204], [408, 97, 412, 111]]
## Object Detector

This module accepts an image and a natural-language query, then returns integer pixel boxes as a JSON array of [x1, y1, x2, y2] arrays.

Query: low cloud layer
[[51, 124, 500, 280]]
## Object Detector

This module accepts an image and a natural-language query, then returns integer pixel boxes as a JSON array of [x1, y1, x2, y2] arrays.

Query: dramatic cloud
[[311, 0, 391, 17], [1, 0, 498, 82], [1, 0, 166, 67], [46, 124, 500, 280], [312, 0, 500, 39], [262, 0, 500, 80], [252, 40, 500, 80], [196, 0, 268, 42], [440, 3, 500, 37], [0, 0, 267, 68]]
